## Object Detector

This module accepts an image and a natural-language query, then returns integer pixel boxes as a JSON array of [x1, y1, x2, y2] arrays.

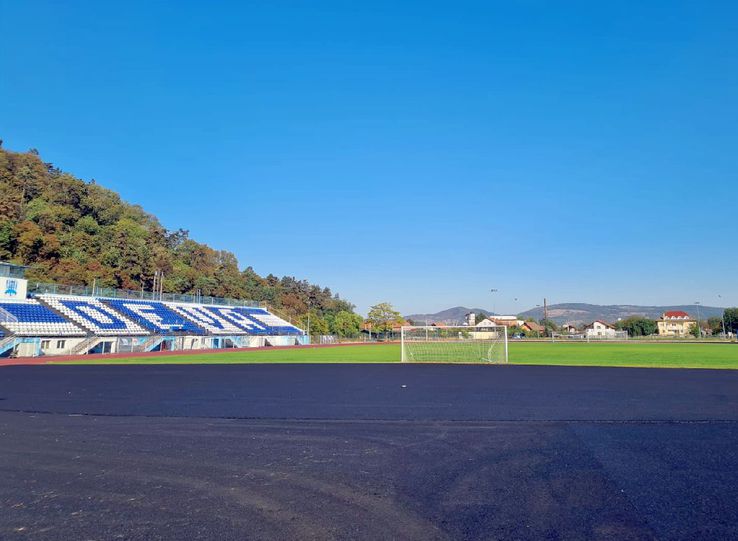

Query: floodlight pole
[[719, 295, 727, 339], [490, 289, 498, 316], [306, 299, 312, 342]]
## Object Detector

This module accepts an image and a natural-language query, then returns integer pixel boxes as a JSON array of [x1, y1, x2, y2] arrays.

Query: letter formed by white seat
[[207, 307, 266, 333], [167, 304, 244, 334], [39, 295, 147, 335]]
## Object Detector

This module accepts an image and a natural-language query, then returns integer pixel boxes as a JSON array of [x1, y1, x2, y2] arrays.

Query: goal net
[[551, 333, 588, 342], [401, 325, 508, 363], [551, 331, 628, 342]]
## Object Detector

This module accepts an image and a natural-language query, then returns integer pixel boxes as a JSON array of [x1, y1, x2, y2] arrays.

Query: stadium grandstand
[[0, 261, 305, 358]]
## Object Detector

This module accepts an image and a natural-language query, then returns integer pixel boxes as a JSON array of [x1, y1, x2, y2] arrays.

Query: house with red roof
[[657, 311, 696, 336]]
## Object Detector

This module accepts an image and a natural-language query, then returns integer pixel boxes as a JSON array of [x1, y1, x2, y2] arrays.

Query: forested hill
[[0, 144, 354, 321]]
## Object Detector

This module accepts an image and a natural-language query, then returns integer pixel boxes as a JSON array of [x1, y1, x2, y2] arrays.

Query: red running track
[[0, 341, 393, 366]]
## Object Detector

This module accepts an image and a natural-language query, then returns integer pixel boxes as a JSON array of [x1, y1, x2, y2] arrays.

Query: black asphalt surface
[[1, 364, 737, 540]]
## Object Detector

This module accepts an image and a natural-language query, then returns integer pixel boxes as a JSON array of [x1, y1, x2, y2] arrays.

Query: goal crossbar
[[400, 325, 508, 363]]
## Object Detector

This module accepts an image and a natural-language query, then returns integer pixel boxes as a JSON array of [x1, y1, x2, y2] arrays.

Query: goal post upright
[[504, 326, 508, 363]]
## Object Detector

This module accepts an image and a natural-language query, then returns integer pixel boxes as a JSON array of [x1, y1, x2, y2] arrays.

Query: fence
[[27, 282, 264, 308]]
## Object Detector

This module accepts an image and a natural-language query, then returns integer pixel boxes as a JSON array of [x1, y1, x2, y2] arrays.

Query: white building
[[584, 320, 618, 339], [561, 323, 578, 334]]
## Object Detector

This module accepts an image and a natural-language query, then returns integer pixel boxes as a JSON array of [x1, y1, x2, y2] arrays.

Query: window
[[56, 340, 66, 349], [41, 340, 50, 349]]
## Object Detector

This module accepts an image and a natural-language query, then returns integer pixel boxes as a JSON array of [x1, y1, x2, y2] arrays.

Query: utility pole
[[719, 295, 727, 339], [695, 301, 702, 340], [543, 298, 549, 337]]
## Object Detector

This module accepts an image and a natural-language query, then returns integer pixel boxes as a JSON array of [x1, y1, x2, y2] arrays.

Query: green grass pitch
[[51, 342, 738, 369]]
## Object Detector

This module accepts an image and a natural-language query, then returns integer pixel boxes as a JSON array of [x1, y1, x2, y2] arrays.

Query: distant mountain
[[405, 303, 725, 326], [405, 306, 493, 325], [517, 303, 725, 326]]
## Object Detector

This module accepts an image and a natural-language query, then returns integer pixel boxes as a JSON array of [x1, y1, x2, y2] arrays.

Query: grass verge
[[47, 342, 738, 369]]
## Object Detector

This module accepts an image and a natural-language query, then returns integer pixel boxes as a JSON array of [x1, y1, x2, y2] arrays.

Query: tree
[[331, 311, 363, 337], [707, 317, 724, 336], [507, 325, 527, 337], [299, 310, 328, 336], [724, 308, 738, 334], [690, 322, 701, 338], [539, 318, 559, 336], [616, 317, 657, 337], [367, 302, 403, 335], [0, 220, 15, 259]]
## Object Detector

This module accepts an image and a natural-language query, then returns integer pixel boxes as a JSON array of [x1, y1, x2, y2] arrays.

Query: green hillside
[[0, 144, 356, 327]]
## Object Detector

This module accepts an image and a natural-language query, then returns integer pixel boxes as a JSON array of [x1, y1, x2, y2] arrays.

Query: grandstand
[[39, 295, 149, 336], [102, 299, 204, 334], [0, 299, 85, 337], [0, 261, 305, 358]]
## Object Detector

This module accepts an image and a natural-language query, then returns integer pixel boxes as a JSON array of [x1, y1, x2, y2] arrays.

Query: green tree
[[690, 322, 701, 338], [299, 310, 329, 336], [367, 302, 403, 335], [539, 318, 559, 337], [508, 325, 527, 337], [706, 317, 723, 335], [724, 308, 738, 334], [0, 220, 16, 259], [616, 317, 657, 337], [331, 310, 363, 337]]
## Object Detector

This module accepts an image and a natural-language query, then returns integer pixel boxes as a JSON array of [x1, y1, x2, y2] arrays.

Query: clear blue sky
[[1, 1, 736, 315]]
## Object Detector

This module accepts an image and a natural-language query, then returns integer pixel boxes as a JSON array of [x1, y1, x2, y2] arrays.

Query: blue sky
[[1, 1, 736, 315]]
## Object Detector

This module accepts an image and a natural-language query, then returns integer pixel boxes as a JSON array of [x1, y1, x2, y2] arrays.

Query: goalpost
[[401, 325, 508, 363]]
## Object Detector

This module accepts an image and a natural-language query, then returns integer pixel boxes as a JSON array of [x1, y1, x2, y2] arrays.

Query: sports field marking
[[43, 342, 738, 369]]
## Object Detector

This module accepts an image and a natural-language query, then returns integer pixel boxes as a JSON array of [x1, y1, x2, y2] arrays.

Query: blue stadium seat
[[0, 300, 85, 336], [165, 303, 252, 335], [103, 299, 204, 335], [235, 307, 304, 335], [38, 295, 148, 336], [164, 303, 303, 336]]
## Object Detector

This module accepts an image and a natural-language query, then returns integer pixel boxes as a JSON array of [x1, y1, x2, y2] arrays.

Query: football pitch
[[48, 341, 738, 369]]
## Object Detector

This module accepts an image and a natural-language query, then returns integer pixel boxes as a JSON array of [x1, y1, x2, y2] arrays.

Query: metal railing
[[0, 336, 17, 353], [28, 282, 264, 308], [70, 336, 104, 355], [0, 307, 18, 324]]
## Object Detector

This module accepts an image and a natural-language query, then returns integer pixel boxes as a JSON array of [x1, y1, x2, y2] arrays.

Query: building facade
[[584, 320, 617, 339], [657, 311, 696, 336]]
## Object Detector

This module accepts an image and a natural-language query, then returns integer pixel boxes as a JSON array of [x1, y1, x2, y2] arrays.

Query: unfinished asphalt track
[[1, 364, 737, 540]]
